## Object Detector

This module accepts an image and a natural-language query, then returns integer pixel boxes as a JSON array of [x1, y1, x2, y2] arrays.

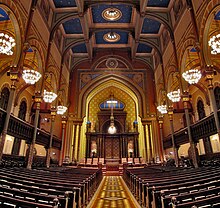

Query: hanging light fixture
[[102, 8, 122, 21], [0, 32, 16, 55], [104, 31, 120, 43], [157, 105, 167, 114], [107, 97, 117, 134], [208, 34, 220, 54], [182, 69, 202, 84], [22, 69, 41, 84], [43, 90, 57, 103], [167, 89, 181, 102], [57, 105, 67, 115], [22, 50, 41, 84]]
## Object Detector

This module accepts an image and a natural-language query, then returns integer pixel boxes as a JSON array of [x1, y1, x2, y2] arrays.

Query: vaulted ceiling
[[51, 0, 173, 70]]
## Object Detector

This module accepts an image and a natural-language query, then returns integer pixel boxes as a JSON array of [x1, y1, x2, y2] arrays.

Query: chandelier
[[57, 105, 67, 115], [22, 69, 41, 84], [157, 105, 167, 114], [182, 69, 202, 84], [167, 89, 181, 102], [43, 90, 57, 103], [0, 33, 16, 55], [208, 34, 220, 54]]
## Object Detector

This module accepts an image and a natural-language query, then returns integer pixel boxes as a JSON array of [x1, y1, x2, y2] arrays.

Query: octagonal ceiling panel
[[53, 0, 76, 8], [147, 0, 170, 7], [63, 18, 82, 34], [92, 4, 132, 23]]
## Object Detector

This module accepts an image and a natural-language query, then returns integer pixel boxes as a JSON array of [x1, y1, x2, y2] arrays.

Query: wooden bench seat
[[0, 167, 102, 208]]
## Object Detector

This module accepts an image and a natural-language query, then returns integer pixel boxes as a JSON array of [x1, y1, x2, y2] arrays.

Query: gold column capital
[[50, 106, 57, 121], [9, 71, 19, 82]]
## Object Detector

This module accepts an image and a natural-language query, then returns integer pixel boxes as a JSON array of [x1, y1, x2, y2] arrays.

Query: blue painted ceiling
[[147, 0, 170, 7], [214, 11, 220, 20], [95, 30, 128, 44], [190, 47, 197, 52], [137, 43, 152, 53], [53, 0, 76, 8], [72, 43, 87, 53], [142, 18, 161, 34], [0, 8, 9, 21], [63, 18, 82, 34], [92, 5, 132, 23]]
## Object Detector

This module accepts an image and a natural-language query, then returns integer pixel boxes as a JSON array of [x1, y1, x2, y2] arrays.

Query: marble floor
[[88, 176, 140, 208]]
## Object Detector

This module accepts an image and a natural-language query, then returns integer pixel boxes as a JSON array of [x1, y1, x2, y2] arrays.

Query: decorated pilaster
[[46, 106, 56, 168], [27, 91, 42, 169]]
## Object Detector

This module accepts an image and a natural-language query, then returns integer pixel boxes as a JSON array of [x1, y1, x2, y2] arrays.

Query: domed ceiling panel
[[53, 0, 76, 8], [92, 4, 132, 23]]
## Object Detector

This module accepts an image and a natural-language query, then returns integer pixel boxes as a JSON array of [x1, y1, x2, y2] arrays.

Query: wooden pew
[[0, 167, 102, 208]]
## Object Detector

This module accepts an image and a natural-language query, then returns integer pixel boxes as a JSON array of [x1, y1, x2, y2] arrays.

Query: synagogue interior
[[0, 0, 220, 207]]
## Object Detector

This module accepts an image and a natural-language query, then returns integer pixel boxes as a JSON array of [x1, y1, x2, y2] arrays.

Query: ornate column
[[59, 116, 67, 166], [147, 123, 153, 163], [71, 124, 76, 162], [76, 123, 82, 161], [143, 124, 148, 162], [182, 93, 199, 168], [158, 116, 165, 162], [133, 121, 139, 157], [0, 73, 18, 160], [205, 67, 220, 137], [46, 106, 56, 168], [27, 92, 42, 169], [168, 107, 179, 167]]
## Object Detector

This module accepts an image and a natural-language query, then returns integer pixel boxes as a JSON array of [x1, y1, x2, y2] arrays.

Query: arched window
[[214, 86, 220, 110], [0, 87, 10, 110], [18, 101, 27, 121], [197, 100, 206, 120]]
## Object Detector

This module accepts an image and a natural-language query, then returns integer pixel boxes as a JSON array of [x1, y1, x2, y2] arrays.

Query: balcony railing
[[0, 108, 61, 150], [163, 110, 220, 149]]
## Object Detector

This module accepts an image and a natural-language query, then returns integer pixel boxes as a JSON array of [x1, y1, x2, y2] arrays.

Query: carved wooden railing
[[0, 108, 61, 149], [163, 110, 220, 149]]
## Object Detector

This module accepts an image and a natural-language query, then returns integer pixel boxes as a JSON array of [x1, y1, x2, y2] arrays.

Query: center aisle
[[88, 176, 140, 208]]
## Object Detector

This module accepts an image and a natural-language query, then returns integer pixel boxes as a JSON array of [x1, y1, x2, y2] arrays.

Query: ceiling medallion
[[106, 58, 118, 69], [102, 8, 122, 21], [104, 32, 120, 43]]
